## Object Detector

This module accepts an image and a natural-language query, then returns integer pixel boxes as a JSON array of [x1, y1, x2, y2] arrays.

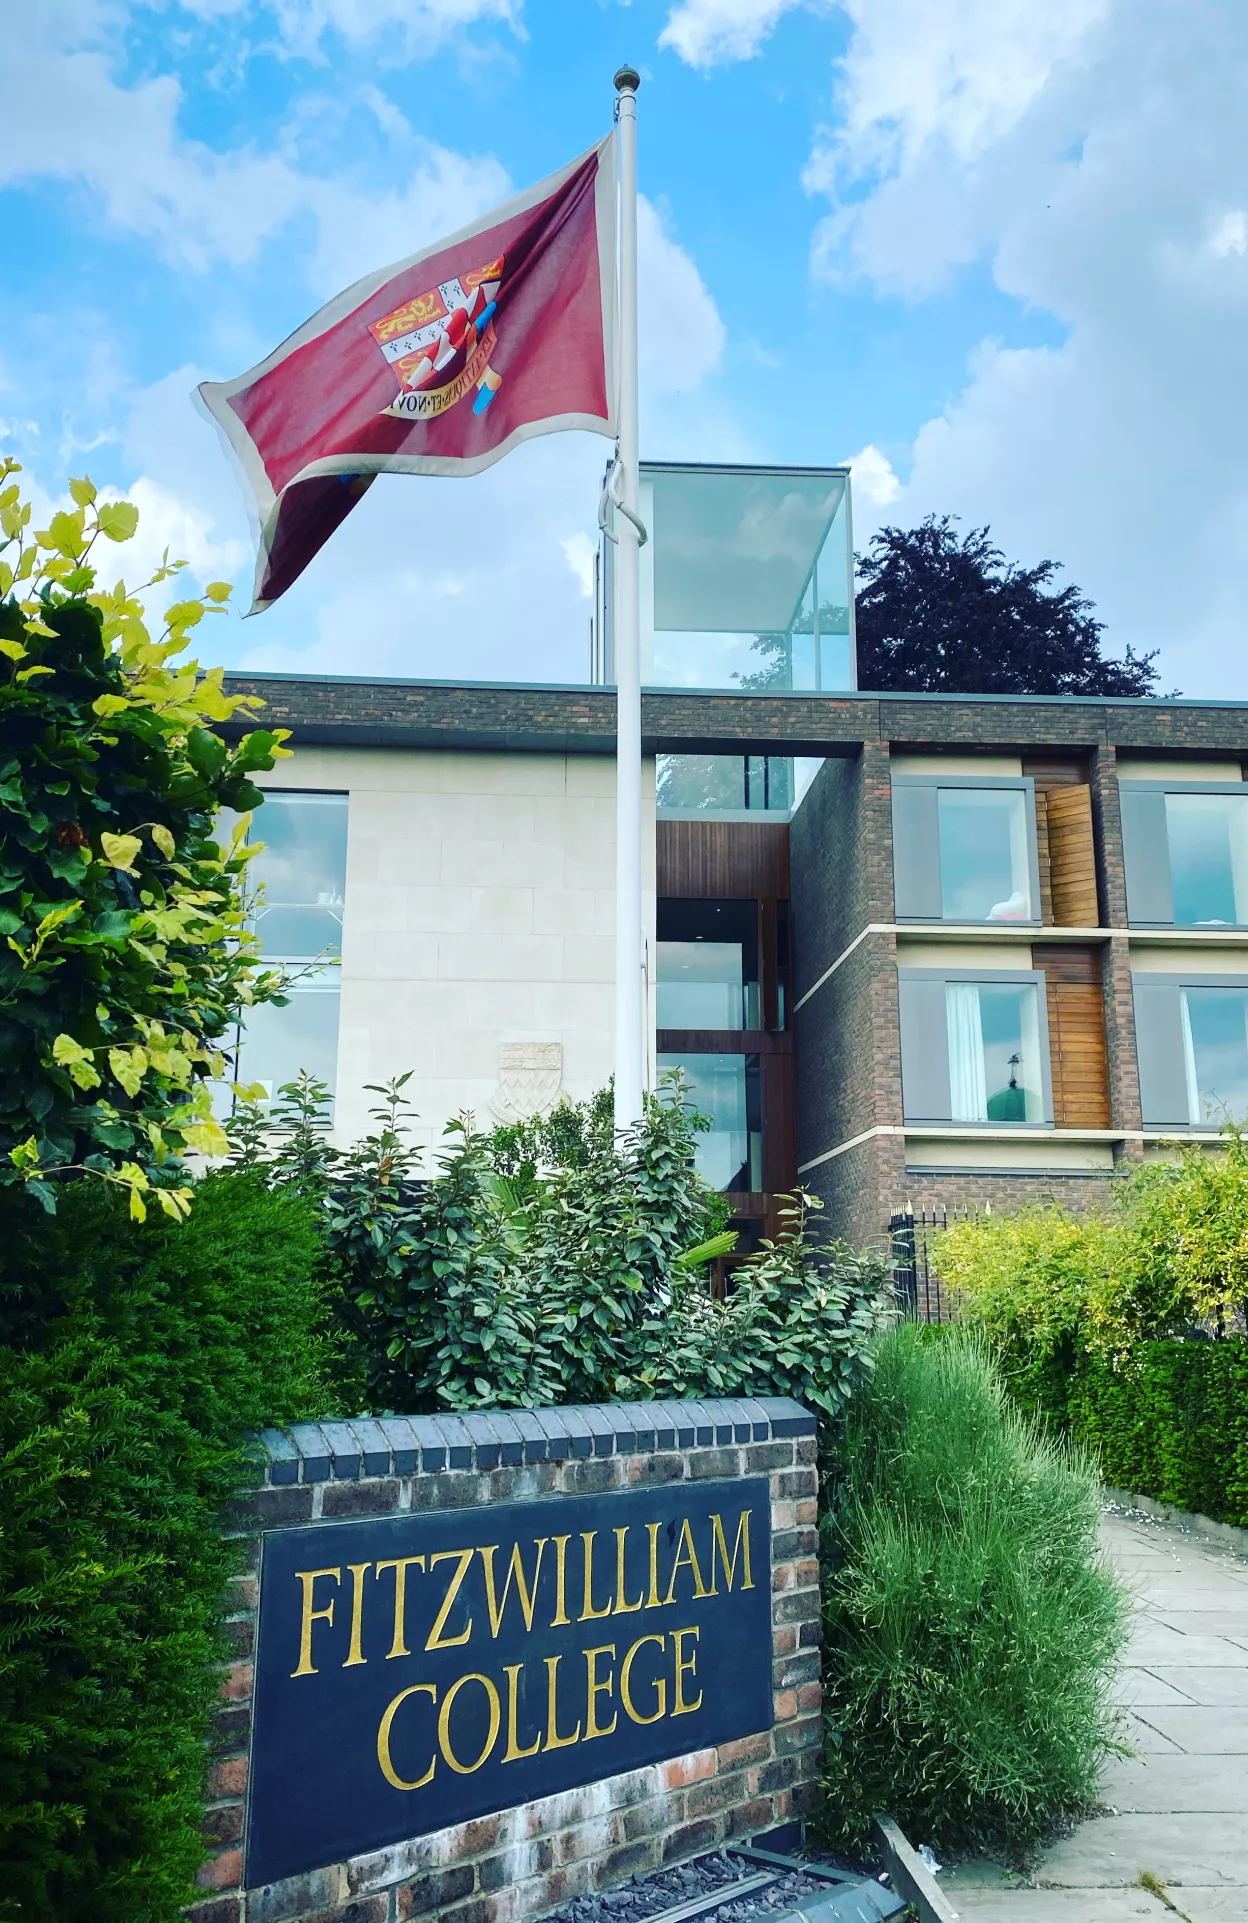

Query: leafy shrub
[[0, 1173, 332, 1923], [820, 1324, 1128, 1859], [246, 1076, 893, 1420], [0, 455, 288, 1218]]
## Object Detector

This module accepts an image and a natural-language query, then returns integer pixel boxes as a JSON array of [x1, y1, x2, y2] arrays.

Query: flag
[[198, 137, 617, 612]]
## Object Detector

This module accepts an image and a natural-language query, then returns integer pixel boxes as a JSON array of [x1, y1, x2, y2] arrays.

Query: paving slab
[[1141, 1667, 1248, 1706], [946, 1507, 1248, 1919]]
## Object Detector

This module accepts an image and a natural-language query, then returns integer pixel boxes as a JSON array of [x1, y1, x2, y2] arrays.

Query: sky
[[4, 0, 1247, 695]]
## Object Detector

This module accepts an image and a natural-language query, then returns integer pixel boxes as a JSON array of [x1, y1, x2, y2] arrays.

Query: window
[[657, 754, 792, 815], [898, 970, 1052, 1125], [893, 777, 1039, 923], [657, 900, 760, 1030], [1121, 783, 1248, 927], [236, 792, 348, 1105], [1134, 974, 1248, 1126], [657, 1053, 762, 1191]]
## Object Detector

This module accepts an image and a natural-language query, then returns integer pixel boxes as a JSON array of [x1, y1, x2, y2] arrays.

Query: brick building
[[216, 460, 1248, 1251]]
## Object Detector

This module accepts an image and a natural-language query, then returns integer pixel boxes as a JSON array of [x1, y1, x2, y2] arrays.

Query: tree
[[0, 455, 290, 1217], [854, 515, 1162, 697]]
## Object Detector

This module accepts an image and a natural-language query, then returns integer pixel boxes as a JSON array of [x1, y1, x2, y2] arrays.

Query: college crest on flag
[[197, 137, 617, 612]]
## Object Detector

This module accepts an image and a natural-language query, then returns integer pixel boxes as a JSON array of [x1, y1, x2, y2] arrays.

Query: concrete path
[[941, 1507, 1248, 1922]]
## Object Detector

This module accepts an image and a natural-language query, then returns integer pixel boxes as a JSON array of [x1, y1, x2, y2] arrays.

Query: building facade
[[222, 673, 1248, 1253]]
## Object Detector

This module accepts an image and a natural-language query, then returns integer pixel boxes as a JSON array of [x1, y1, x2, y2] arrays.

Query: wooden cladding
[[1035, 942, 1110, 1128], [1029, 772, 1099, 929], [657, 820, 789, 899]]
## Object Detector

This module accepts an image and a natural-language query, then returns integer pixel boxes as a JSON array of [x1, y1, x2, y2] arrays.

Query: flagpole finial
[[614, 64, 641, 93]]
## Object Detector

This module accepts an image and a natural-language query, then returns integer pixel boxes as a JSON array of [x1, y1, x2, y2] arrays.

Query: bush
[[283, 1079, 894, 1420], [819, 1324, 1128, 1859], [0, 1173, 332, 1923]]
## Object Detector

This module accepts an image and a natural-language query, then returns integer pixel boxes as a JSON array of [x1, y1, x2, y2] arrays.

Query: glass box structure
[[593, 461, 856, 693]]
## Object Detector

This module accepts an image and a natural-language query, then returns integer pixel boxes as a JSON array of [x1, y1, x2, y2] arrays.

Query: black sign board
[[247, 1478, 773, 1885]]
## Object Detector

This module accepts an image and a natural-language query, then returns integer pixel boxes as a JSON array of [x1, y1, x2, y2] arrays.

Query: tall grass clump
[[820, 1324, 1128, 1859]]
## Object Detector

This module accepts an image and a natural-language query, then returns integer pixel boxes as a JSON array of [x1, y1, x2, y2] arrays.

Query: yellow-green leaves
[[0, 639, 26, 662], [69, 476, 97, 506], [204, 581, 232, 603], [109, 1046, 148, 1097], [150, 824, 175, 859], [96, 500, 140, 542], [43, 507, 89, 559], [100, 831, 142, 873], [52, 1034, 102, 1091]]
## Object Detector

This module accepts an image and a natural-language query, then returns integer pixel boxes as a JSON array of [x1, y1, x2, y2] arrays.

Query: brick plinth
[[190, 1400, 822, 1923]]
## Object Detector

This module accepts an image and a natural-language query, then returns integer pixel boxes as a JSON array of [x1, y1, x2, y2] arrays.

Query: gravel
[[544, 1848, 874, 1923]]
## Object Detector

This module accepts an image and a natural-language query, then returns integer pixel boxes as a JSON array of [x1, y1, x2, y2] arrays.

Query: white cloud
[[843, 442, 899, 510], [808, 0, 1248, 695], [638, 196, 726, 394], [561, 530, 596, 599], [659, 0, 803, 67], [150, 0, 520, 58], [3, 7, 508, 278]]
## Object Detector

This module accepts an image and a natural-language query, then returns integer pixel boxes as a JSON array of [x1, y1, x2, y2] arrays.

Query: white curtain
[[946, 982, 987, 1121], [1180, 990, 1202, 1125]]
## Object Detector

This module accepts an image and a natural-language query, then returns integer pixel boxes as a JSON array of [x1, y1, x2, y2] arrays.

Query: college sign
[[246, 1478, 774, 1886]]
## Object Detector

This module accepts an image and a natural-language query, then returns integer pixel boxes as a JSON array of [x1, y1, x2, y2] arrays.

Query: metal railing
[[888, 1205, 971, 1323]]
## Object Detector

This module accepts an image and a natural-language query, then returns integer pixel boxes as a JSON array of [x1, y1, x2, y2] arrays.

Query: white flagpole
[[613, 64, 645, 1132]]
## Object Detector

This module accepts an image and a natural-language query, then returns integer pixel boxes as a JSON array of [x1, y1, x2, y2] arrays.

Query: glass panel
[[657, 1053, 762, 1191], [657, 754, 793, 815], [938, 788, 1033, 922], [656, 901, 759, 1029], [1181, 987, 1248, 1124], [237, 971, 341, 1103], [1165, 793, 1248, 926], [249, 793, 348, 959], [945, 982, 1044, 1122], [641, 464, 852, 692]]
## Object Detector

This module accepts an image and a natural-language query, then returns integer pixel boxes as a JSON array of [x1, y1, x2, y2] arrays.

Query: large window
[[657, 1053, 762, 1191], [1134, 974, 1248, 1126], [1121, 783, 1248, 927], [893, 776, 1039, 923], [236, 792, 348, 1105], [657, 754, 792, 816], [657, 900, 760, 1030], [899, 970, 1052, 1125]]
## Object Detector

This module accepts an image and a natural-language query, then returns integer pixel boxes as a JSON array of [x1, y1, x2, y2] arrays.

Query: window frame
[[1132, 969, 1248, 1130], [891, 773, 1042, 927], [1120, 779, 1248, 929], [898, 965, 1055, 1127]]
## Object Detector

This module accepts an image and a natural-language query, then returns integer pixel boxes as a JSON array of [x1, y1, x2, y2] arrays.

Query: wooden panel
[[762, 1051, 796, 1195], [1034, 786, 1054, 925], [1045, 784, 1099, 926], [657, 819, 789, 898], [1034, 942, 1110, 1127]]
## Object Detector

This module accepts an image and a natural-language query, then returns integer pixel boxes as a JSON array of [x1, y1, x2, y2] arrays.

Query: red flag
[[198, 137, 617, 612]]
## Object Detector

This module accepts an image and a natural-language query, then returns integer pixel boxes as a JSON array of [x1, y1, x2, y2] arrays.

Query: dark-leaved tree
[[856, 515, 1163, 697]]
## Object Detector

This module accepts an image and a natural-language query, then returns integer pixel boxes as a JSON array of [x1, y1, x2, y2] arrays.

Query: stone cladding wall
[[190, 1400, 821, 1923]]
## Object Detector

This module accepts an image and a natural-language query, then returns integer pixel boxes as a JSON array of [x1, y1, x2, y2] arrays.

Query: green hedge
[[0, 1172, 331, 1923], [1040, 1339, 1248, 1528]]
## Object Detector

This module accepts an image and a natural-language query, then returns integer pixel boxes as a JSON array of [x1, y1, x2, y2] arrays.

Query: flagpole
[[613, 64, 645, 1133]]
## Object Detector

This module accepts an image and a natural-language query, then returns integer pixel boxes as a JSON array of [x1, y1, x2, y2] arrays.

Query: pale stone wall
[[259, 747, 656, 1164]]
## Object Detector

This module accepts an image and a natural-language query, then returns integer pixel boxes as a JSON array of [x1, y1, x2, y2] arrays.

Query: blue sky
[[5, 0, 1247, 693]]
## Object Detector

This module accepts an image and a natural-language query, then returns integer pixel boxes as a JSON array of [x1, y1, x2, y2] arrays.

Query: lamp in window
[[987, 1052, 1028, 1122]]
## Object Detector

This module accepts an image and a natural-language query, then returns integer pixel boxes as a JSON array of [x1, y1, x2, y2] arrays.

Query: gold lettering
[[344, 1561, 371, 1667], [580, 1531, 613, 1622], [426, 1548, 475, 1650], [375, 1555, 426, 1660], [542, 1654, 581, 1750], [645, 1521, 663, 1608], [709, 1511, 755, 1594], [478, 1539, 548, 1637], [672, 1626, 702, 1716], [438, 1673, 501, 1775], [620, 1633, 667, 1725], [614, 1526, 643, 1615], [584, 1643, 618, 1739], [291, 1567, 340, 1677], [377, 1682, 437, 1790], [550, 1535, 572, 1627], [663, 1518, 710, 1605], [502, 1662, 541, 1763]]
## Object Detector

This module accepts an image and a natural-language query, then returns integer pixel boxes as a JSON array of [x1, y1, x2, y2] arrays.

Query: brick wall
[[192, 1400, 822, 1923]]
